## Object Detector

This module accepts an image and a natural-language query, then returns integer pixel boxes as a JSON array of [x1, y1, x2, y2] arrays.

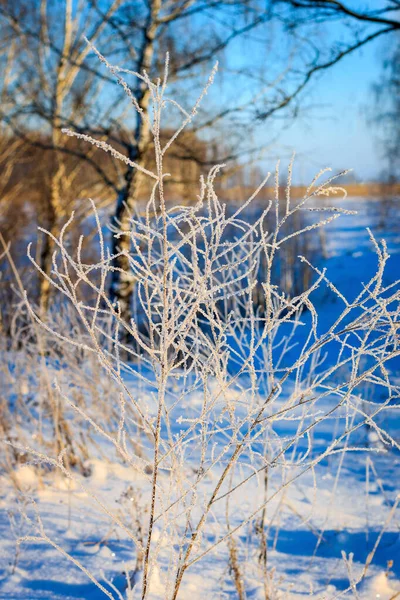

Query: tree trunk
[[39, 225, 56, 314], [38, 167, 64, 314], [109, 0, 161, 327], [38, 0, 73, 313], [109, 157, 139, 321]]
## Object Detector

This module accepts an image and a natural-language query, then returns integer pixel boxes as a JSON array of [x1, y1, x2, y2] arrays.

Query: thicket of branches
[[0, 55, 399, 599]]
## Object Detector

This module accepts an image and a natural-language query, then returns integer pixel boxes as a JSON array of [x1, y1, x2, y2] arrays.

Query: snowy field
[[0, 196, 399, 599]]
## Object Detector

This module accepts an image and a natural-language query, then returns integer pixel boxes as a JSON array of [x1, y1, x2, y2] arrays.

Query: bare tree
[[59, 0, 286, 323], [259, 0, 400, 119], [0, 0, 128, 310]]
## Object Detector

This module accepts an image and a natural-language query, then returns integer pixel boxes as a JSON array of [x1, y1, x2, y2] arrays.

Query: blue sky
[[271, 38, 385, 184], [188, 2, 395, 185]]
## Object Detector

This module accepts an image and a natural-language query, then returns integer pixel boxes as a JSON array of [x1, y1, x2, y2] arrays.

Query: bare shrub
[[2, 53, 399, 599]]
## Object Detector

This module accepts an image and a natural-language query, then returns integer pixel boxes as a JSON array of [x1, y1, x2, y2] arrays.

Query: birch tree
[[0, 0, 127, 311]]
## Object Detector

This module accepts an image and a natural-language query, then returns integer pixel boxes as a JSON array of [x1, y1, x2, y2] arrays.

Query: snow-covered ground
[[0, 197, 399, 599]]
